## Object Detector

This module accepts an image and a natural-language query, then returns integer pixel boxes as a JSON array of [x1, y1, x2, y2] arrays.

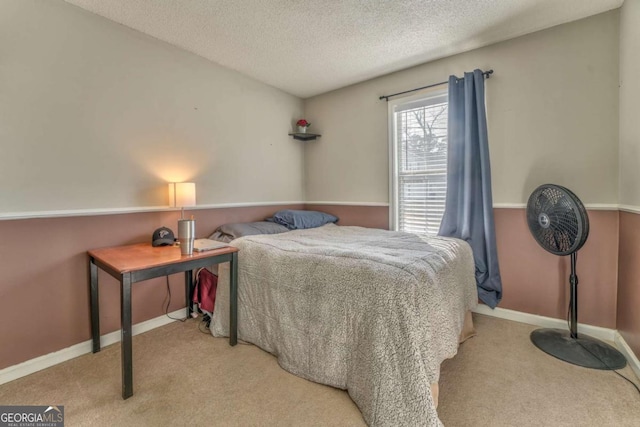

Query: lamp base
[[531, 328, 626, 370]]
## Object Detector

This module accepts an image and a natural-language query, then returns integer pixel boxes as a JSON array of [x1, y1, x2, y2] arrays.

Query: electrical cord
[[163, 276, 187, 322], [612, 367, 640, 395], [565, 294, 640, 396], [163, 276, 213, 336], [197, 315, 212, 335]]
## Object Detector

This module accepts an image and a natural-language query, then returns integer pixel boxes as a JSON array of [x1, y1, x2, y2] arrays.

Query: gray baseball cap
[[152, 227, 175, 247]]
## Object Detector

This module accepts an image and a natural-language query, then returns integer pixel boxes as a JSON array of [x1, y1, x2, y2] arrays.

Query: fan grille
[[526, 184, 589, 255]]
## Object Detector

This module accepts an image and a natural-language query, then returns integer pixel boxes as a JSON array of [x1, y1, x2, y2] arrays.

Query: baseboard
[[4, 306, 638, 386], [614, 332, 640, 381], [473, 305, 640, 381], [0, 309, 185, 386], [472, 305, 616, 342]]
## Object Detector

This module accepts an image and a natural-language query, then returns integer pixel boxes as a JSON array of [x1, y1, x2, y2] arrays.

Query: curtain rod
[[379, 69, 493, 101]]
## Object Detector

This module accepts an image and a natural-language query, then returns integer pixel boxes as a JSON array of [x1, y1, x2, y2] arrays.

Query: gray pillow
[[271, 209, 338, 230], [208, 221, 289, 242]]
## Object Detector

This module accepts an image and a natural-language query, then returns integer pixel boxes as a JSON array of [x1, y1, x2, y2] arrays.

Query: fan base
[[531, 328, 626, 370]]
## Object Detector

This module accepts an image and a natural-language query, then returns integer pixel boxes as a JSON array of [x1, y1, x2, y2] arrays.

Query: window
[[389, 90, 448, 235]]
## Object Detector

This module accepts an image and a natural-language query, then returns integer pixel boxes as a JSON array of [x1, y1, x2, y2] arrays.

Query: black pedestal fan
[[526, 184, 626, 370]]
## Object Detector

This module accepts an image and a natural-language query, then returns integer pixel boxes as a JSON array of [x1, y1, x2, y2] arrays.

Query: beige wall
[[619, 0, 640, 207], [0, 0, 304, 214], [617, 0, 640, 358], [304, 11, 619, 206]]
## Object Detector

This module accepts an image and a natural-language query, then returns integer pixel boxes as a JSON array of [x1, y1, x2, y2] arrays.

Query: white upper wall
[[619, 0, 640, 208], [303, 11, 620, 206], [0, 0, 304, 214]]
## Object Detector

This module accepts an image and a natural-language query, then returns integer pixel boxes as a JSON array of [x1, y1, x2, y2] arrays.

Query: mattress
[[211, 224, 477, 426]]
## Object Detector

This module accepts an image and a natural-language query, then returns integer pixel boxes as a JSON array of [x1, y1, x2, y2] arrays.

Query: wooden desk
[[88, 243, 239, 399]]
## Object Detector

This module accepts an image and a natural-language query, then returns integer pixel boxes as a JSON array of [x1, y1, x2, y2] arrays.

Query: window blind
[[392, 92, 448, 235]]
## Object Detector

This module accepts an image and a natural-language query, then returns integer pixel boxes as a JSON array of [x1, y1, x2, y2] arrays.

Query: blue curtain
[[438, 69, 502, 308]]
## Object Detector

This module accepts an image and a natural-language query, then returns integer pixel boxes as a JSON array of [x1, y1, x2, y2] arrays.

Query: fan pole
[[569, 252, 578, 339], [531, 248, 626, 370]]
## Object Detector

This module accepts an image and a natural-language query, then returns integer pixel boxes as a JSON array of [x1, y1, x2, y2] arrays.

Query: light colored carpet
[[439, 315, 640, 426], [1, 314, 638, 426]]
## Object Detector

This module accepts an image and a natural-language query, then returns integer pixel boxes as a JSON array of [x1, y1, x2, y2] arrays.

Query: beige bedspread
[[211, 224, 477, 426]]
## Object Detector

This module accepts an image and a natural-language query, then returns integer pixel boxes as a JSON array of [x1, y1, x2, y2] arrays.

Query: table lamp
[[168, 182, 196, 219], [169, 182, 196, 255]]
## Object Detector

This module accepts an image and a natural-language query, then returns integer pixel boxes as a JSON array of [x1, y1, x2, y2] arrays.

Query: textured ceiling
[[64, 0, 623, 98]]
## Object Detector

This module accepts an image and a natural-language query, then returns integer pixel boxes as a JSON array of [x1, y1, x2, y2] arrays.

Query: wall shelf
[[288, 132, 321, 141]]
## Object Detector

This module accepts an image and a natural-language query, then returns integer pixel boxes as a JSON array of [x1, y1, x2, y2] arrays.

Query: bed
[[210, 222, 477, 426]]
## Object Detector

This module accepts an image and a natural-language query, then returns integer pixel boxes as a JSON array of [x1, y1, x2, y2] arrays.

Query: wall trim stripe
[[582, 203, 621, 210], [193, 201, 304, 210], [1, 201, 634, 221], [492, 203, 527, 209], [0, 205, 171, 221], [305, 201, 391, 207], [0, 201, 305, 221], [306, 202, 622, 210], [0, 309, 184, 386], [304, 201, 624, 213], [619, 205, 640, 214], [493, 203, 620, 210]]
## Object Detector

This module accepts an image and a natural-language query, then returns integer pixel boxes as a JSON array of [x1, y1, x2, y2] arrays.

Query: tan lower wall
[[0, 204, 628, 369], [307, 204, 389, 229], [0, 204, 302, 369], [494, 209, 619, 329], [617, 212, 640, 357]]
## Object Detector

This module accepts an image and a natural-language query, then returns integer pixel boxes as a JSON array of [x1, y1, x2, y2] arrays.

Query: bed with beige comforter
[[211, 224, 477, 426]]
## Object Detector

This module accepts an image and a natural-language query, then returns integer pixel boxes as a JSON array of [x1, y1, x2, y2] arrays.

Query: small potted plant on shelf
[[296, 119, 311, 133]]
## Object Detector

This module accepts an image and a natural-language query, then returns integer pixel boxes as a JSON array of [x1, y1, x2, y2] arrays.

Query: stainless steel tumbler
[[178, 219, 195, 255]]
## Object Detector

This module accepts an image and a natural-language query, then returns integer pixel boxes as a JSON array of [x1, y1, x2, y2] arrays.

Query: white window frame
[[388, 88, 448, 233]]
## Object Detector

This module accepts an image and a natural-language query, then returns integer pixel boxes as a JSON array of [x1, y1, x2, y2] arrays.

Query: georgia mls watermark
[[0, 406, 64, 427]]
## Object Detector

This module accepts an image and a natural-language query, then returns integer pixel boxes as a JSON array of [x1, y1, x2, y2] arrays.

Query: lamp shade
[[168, 182, 196, 207]]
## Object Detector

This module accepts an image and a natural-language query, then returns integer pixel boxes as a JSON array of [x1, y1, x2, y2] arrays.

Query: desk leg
[[230, 252, 238, 346], [121, 273, 133, 399], [185, 270, 194, 318], [89, 259, 100, 353]]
